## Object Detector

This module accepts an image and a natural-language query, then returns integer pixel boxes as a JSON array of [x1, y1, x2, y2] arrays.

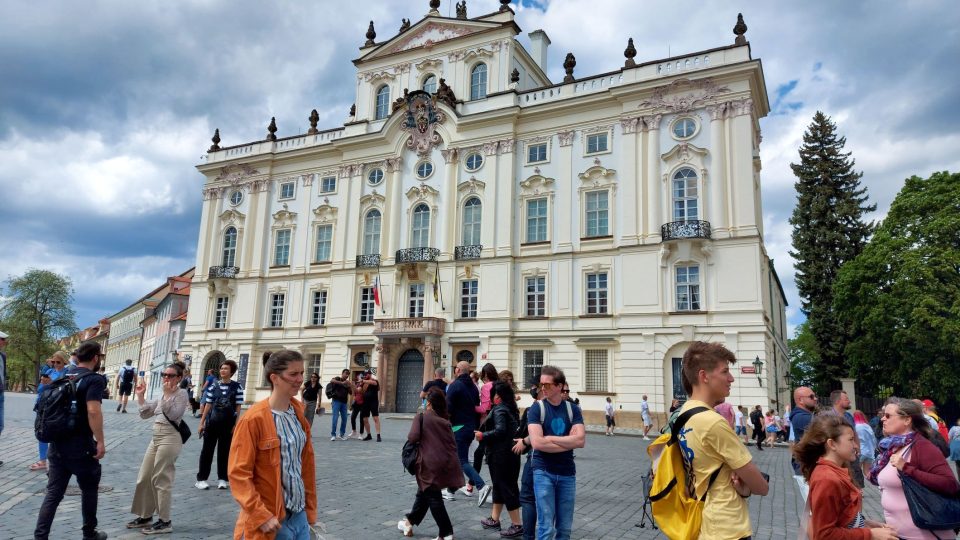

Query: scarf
[[869, 431, 916, 485]]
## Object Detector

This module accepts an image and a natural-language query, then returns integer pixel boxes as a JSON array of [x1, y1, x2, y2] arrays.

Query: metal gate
[[672, 357, 687, 404], [395, 349, 425, 413]]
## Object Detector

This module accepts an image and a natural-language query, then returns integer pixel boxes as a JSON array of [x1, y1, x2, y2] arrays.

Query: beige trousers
[[131, 421, 183, 521]]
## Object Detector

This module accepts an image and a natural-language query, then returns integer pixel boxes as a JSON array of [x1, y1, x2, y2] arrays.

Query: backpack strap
[[565, 400, 573, 423], [669, 406, 725, 501]]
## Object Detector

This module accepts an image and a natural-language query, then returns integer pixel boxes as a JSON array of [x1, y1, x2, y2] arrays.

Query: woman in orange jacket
[[228, 350, 317, 540]]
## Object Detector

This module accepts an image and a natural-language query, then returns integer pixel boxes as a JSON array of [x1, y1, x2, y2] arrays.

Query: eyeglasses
[[882, 412, 907, 419], [539, 382, 556, 389], [160, 373, 178, 379]]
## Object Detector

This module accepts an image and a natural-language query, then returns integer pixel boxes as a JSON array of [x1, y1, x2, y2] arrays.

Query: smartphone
[[761, 472, 770, 483]]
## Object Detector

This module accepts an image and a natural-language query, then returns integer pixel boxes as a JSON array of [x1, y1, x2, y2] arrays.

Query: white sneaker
[[397, 519, 413, 537], [194, 480, 209, 490], [441, 490, 456, 501], [457, 485, 475, 497], [331, 436, 336, 441], [338, 435, 347, 440], [477, 484, 492, 507], [217, 480, 229, 490]]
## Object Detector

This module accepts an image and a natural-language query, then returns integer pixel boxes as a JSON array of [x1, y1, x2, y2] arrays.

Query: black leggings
[[488, 453, 521, 511], [351, 403, 365, 434], [197, 421, 234, 481], [407, 488, 453, 537]]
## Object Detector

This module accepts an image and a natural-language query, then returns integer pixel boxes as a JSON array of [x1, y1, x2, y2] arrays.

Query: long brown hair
[[426, 387, 448, 419], [891, 398, 938, 441], [792, 415, 853, 481]]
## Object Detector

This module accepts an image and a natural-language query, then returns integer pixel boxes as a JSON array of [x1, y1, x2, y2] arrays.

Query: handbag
[[401, 413, 424, 475], [163, 412, 192, 444], [898, 441, 960, 530]]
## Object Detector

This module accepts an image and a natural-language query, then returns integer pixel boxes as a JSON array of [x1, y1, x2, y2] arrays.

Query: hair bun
[[262, 351, 273, 366]]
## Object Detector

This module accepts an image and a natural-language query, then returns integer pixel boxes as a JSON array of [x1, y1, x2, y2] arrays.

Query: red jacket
[[807, 458, 869, 540]]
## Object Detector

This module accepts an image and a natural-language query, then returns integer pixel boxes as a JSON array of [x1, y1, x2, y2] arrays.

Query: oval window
[[368, 168, 384, 186], [416, 161, 434, 179], [672, 117, 697, 140], [229, 190, 243, 206], [465, 153, 483, 171]]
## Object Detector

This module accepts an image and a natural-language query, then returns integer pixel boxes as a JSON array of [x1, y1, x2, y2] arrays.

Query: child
[[793, 415, 897, 540]]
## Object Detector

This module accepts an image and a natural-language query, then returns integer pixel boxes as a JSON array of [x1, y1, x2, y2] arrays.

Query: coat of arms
[[402, 90, 445, 156]]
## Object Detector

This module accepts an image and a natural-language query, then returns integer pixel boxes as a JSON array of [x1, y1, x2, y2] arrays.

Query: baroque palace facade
[[180, 1, 788, 426]]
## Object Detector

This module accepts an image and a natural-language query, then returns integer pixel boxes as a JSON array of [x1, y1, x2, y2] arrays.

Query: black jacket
[[446, 373, 480, 429], [481, 403, 520, 460]]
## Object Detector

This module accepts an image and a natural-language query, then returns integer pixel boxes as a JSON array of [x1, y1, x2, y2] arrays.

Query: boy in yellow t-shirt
[[676, 342, 769, 540]]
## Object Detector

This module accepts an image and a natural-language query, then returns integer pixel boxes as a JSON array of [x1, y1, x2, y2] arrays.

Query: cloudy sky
[[1, 0, 958, 333]]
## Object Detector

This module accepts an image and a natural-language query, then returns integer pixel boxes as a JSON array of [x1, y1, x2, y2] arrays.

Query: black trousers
[[406, 488, 453, 537], [197, 420, 234, 481], [34, 445, 102, 539], [753, 424, 764, 445], [351, 403, 365, 433], [488, 452, 521, 511]]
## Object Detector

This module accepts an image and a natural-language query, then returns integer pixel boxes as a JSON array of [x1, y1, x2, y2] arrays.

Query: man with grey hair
[[420, 367, 447, 403], [0, 330, 7, 468]]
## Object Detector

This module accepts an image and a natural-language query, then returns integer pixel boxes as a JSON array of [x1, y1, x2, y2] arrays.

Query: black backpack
[[207, 382, 238, 425], [324, 382, 335, 400], [34, 372, 94, 443], [121, 367, 135, 384]]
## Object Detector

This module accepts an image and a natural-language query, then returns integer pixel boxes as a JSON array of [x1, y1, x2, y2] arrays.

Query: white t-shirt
[[604, 402, 614, 416], [734, 408, 744, 427]]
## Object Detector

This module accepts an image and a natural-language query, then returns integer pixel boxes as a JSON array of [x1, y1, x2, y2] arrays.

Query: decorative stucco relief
[[639, 78, 730, 114]]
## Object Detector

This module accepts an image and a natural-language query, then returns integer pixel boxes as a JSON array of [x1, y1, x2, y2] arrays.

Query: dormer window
[[375, 85, 390, 120], [422, 75, 437, 94], [470, 63, 487, 100]]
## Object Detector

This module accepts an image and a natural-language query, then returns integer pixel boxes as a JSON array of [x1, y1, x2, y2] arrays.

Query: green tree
[[787, 321, 818, 391], [832, 171, 960, 402], [789, 112, 875, 388], [0, 269, 77, 387]]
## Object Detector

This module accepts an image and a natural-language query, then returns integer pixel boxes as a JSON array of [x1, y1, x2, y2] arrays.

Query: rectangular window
[[525, 276, 545, 317], [523, 350, 544, 389], [315, 224, 332, 262], [527, 143, 547, 164], [359, 287, 375, 323], [279, 181, 295, 200], [213, 296, 229, 329], [319, 176, 337, 193], [526, 198, 548, 243], [585, 349, 608, 392], [307, 353, 322, 375], [311, 290, 327, 326], [269, 293, 285, 327], [584, 191, 609, 237], [676, 265, 701, 311], [586, 272, 608, 314], [274, 229, 291, 266], [460, 279, 478, 319], [408, 283, 425, 318], [586, 132, 608, 154]]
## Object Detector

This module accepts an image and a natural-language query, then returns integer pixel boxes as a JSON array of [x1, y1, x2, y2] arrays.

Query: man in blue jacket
[[789, 386, 817, 475], [446, 361, 488, 502]]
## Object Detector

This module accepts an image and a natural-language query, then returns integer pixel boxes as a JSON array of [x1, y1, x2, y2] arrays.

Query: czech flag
[[373, 276, 381, 307]]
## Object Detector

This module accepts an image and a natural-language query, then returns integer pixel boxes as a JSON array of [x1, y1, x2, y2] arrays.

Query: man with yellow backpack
[[648, 342, 769, 540]]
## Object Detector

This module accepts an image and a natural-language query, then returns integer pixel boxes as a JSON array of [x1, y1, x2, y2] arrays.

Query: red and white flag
[[373, 276, 381, 307]]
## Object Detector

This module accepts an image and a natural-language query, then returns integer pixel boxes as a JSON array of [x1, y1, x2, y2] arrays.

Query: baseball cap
[[922, 399, 936, 409], [0, 330, 8, 339]]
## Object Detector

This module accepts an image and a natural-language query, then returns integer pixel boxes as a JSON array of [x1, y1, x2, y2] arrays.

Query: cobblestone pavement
[[0, 392, 885, 539]]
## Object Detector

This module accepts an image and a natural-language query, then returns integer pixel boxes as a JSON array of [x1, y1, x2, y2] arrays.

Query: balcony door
[[395, 349, 425, 413]]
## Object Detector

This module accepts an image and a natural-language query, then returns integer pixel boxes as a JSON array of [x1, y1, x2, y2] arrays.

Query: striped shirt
[[202, 380, 244, 405], [272, 406, 307, 514]]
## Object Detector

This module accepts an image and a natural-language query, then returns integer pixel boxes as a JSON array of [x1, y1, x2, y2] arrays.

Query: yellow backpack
[[647, 406, 722, 540]]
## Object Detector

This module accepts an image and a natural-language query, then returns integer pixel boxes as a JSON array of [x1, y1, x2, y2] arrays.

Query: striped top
[[271, 406, 307, 514], [202, 380, 244, 405]]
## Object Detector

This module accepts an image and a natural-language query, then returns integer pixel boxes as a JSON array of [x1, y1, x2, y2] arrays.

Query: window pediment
[[272, 205, 297, 229], [578, 165, 617, 192], [457, 177, 486, 196], [219, 209, 246, 227], [661, 142, 708, 164], [312, 204, 338, 224], [406, 184, 440, 205], [519, 175, 555, 197], [359, 192, 386, 214]]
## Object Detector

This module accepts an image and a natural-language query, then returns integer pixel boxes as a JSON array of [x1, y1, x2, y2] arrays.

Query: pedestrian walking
[[751, 405, 765, 450], [793, 415, 897, 539], [360, 370, 382, 441], [179, 372, 200, 417], [398, 387, 463, 540], [734, 405, 748, 444], [447, 361, 488, 500], [33, 342, 109, 540], [854, 410, 878, 481], [472, 363, 498, 498], [527, 365, 586, 540], [195, 359, 243, 490], [300, 373, 321, 428], [476, 382, 524, 537], [229, 350, 318, 539], [127, 361, 190, 535], [604, 397, 616, 436], [348, 374, 365, 439], [765, 409, 778, 447], [116, 359, 137, 413], [328, 369, 352, 441], [871, 398, 960, 540], [31, 351, 70, 471], [0, 329, 8, 468], [640, 394, 653, 439], [513, 386, 539, 540], [421, 368, 447, 409]]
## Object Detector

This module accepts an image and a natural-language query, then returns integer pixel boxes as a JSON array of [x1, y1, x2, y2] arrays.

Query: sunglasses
[[882, 412, 907, 419], [160, 373, 178, 379], [539, 382, 557, 389], [561, 389, 570, 394]]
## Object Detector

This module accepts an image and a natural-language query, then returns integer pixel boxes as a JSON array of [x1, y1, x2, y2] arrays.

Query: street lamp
[[753, 356, 763, 386]]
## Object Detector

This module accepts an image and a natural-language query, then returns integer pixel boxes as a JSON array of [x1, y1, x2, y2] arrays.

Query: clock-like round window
[[456, 350, 475, 364], [367, 168, 384, 186], [671, 117, 698, 140], [229, 190, 243, 206], [465, 153, 483, 172], [416, 161, 434, 180]]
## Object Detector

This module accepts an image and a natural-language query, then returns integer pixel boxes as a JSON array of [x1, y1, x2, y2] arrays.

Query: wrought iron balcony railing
[[454, 245, 482, 260], [209, 265, 239, 278], [396, 247, 440, 264], [356, 254, 381, 268], [661, 220, 712, 241]]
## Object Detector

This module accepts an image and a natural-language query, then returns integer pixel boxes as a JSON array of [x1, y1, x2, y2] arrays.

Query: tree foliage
[[833, 171, 960, 402], [789, 112, 875, 388], [787, 321, 819, 391]]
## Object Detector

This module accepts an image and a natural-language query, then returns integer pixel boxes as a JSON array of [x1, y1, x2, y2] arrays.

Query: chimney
[[528, 29, 551, 72]]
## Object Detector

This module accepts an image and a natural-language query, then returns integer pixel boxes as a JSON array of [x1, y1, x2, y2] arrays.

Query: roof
[[171, 312, 188, 322]]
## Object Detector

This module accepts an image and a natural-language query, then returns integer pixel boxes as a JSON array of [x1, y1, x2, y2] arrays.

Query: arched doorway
[[395, 349, 425, 413], [202, 351, 226, 376]]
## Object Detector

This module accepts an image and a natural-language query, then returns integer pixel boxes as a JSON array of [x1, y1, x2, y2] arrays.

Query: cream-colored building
[[180, 3, 788, 426]]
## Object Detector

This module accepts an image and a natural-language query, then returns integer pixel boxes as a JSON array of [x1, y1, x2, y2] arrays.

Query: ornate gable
[[358, 19, 503, 63]]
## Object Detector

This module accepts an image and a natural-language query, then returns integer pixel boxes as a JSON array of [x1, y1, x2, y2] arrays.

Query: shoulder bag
[[163, 410, 192, 444], [899, 442, 960, 530], [401, 413, 424, 475]]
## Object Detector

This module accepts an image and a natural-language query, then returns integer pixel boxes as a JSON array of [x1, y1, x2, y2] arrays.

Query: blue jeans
[[454, 427, 485, 489], [0, 390, 5, 437], [276, 509, 310, 540], [533, 469, 576, 540], [331, 400, 348, 437], [519, 457, 536, 540]]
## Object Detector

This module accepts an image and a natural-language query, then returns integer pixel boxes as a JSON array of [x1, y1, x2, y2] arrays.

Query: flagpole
[[376, 266, 386, 314], [436, 259, 445, 311]]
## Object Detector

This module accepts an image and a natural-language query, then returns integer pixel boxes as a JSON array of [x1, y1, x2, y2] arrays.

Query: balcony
[[209, 266, 239, 278], [374, 317, 445, 337], [356, 254, 381, 268], [454, 245, 482, 260], [661, 220, 712, 241], [396, 247, 440, 264]]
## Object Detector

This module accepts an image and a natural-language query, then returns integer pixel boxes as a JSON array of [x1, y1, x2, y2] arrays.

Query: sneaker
[[142, 519, 172, 535], [441, 490, 456, 501], [377, 434, 382, 442], [363, 434, 372, 441], [480, 517, 501, 530], [194, 480, 209, 490], [457, 485, 475, 497], [331, 436, 336, 441], [338, 435, 347, 440], [397, 519, 414, 537], [477, 484, 492, 507], [117, 403, 122, 412], [127, 517, 153, 529], [217, 480, 229, 490], [122, 408, 128, 413], [500, 524, 524, 538], [83, 531, 108, 540]]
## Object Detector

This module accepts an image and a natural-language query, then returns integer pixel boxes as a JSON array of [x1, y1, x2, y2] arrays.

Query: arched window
[[462, 197, 482, 246], [422, 75, 437, 94], [411, 204, 431, 248], [222, 227, 237, 267], [375, 85, 390, 120], [363, 209, 381, 255], [672, 168, 699, 221], [470, 63, 487, 100]]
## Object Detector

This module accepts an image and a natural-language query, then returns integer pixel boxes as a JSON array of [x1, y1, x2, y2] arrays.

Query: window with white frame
[[676, 264, 701, 311], [213, 296, 229, 329], [527, 142, 547, 164], [470, 63, 487, 100], [222, 227, 237, 267], [279, 182, 295, 200], [411, 204, 431, 248], [584, 191, 609, 237], [408, 283, 425, 318], [363, 209, 381, 255], [358, 286, 375, 323], [375, 85, 390, 120], [422, 74, 437, 94], [525, 198, 548, 243], [460, 279, 478, 319], [320, 176, 337, 193], [229, 190, 243, 206], [269, 293, 285, 327], [274, 229, 291, 266], [584, 349, 608, 392], [462, 197, 481, 246], [307, 354, 322, 376], [586, 272, 608, 314], [522, 349, 544, 388], [465, 152, 483, 171], [311, 290, 328, 326], [672, 168, 699, 221], [586, 132, 608, 154], [525, 276, 545, 317], [315, 224, 332, 262]]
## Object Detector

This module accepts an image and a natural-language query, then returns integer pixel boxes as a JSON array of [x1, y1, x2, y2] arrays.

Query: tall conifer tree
[[789, 112, 875, 389]]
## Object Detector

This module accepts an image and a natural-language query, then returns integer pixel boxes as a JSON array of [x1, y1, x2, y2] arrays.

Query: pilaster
[[618, 118, 642, 244], [644, 115, 662, 242], [556, 131, 574, 252], [706, 104, 729, 236]]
